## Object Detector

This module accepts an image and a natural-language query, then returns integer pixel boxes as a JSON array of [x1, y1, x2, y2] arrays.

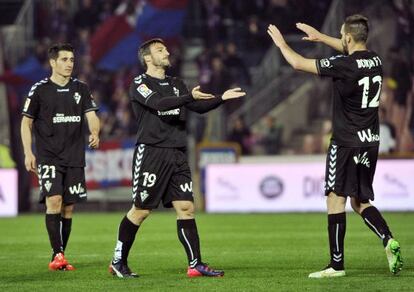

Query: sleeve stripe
[[315, 60, 321, 75], [143, 92, 156, 104], [84, 107, 99, 113], [22, 112, 35, 118]]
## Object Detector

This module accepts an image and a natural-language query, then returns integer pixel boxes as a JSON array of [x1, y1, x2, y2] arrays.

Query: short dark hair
[[138, 38, 165, 69], [344, 14, 369, 43], [48, 43, 74, 60]]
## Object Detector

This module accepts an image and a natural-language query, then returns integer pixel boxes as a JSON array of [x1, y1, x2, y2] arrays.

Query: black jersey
[[22, 77, 98, 167], [316, 50, 383, 147], [130, 74, 224, 148]]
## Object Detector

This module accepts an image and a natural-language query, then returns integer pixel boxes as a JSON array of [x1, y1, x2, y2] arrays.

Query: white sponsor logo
[[57, 88, 69, 92], [180, 182, 193, 193], [44, 180, 52, 192], [53, 113, 81, 124], [73, 92, 81, 104], [69, 183, 85, 195], [137, 84, 153, 98], [159, 82, 169, 86], [357, 129, 380, 143], [23, 98, 31, 112], [353, 151, 370, 168], [157, 109, 180, 116], [140, 190, 149, 202]]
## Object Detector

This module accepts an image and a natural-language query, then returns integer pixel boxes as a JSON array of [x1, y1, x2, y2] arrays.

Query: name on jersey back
[[356, 56, 382, 69]]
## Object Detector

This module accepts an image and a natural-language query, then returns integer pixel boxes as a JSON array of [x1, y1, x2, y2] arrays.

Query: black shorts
[[324, 142, 378, 201], [131, 144, 194, 209], [37, 164, 87, 204]]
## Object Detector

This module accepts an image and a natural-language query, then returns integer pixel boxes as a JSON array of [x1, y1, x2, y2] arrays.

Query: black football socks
[[177, 219, 201, 268], [361, 206, 393, 247], [61, 217, 72, 252], [45, 213, 63, 258], [113, 216, 140, 264], [328, 212, 346, 270]]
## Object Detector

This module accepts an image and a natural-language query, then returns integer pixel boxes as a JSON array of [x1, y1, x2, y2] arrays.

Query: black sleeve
[[316, 55, 353, 79], [21, 85, 40, 119], [174, 78, 224, 113], [185, 95, 224, 114], [129, 81, 194, 111], [82, 83, 99, 113]]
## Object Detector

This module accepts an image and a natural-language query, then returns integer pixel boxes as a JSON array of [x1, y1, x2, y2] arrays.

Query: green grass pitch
[[0, 212, 412, 291]]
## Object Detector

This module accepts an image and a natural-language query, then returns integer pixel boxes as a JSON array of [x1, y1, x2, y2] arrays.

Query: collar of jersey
[[48, 77, 73, 88]]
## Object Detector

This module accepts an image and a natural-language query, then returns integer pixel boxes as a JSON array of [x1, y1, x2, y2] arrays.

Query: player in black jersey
[[268, 15, 403, 277], [109, 38, 245, 278], [21, 43, 100, 271]]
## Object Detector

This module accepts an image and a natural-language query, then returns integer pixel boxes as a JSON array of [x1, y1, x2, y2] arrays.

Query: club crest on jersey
[[44, 180, 52, 192], [137, 84, 153, 98], [73, 92, 81, 104]]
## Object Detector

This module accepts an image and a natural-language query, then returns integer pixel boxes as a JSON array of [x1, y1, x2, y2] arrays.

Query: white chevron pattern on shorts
[[325, 144, 337, 191], [132, 144, 145, 199]]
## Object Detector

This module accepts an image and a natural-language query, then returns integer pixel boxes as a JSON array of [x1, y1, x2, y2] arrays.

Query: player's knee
[[46, 195, 62, 211], [350, 199, 361, 214], [327, 192, 346, 213], [176, 202, 195, 217], [359, 201, 372, 213], [128, 207, 151, 224], [62, 204, 74, 218]]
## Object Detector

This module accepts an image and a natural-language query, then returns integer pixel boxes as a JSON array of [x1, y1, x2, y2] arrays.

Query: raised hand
[[296, 23, 322, 42], [192, 86, 215, 100], [267, 24, 286, 48], [221, 88, 246, 100]]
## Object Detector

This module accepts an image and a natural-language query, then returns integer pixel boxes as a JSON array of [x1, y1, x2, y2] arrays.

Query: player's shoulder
[[351, 50, 383, 71], [318, 54, 349, 70], [328, 54, 349, 64], [169, 75, 185, 87], [71, 77, 90, 90], [168, 75, 182, 82], [132, 74, 149, 86], [27, 78, 49, 97]]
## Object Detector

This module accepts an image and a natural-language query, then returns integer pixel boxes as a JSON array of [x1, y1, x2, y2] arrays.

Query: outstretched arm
[[267, 24, 318, 74], [186, 88, 246, 114], [296, 23, 344, 53], [132, 84, 215, 111]]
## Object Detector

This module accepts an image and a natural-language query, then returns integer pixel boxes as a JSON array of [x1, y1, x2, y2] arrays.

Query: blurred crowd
[[8, 0, 329, 143], [5, 0, 413, 155], [225, 0, 414, 156]]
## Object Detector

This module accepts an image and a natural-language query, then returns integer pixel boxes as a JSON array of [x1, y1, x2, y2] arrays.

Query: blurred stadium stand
[[0, 0, 412, 213]]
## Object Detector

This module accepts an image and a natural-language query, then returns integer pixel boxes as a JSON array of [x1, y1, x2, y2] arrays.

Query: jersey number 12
[[358, 75, 382, 108]]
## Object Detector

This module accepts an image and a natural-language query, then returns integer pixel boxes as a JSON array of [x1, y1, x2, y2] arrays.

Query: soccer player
[[21, 43, 100, 271], [267, 15, 403, 278], [109, 38, 245, 278]]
